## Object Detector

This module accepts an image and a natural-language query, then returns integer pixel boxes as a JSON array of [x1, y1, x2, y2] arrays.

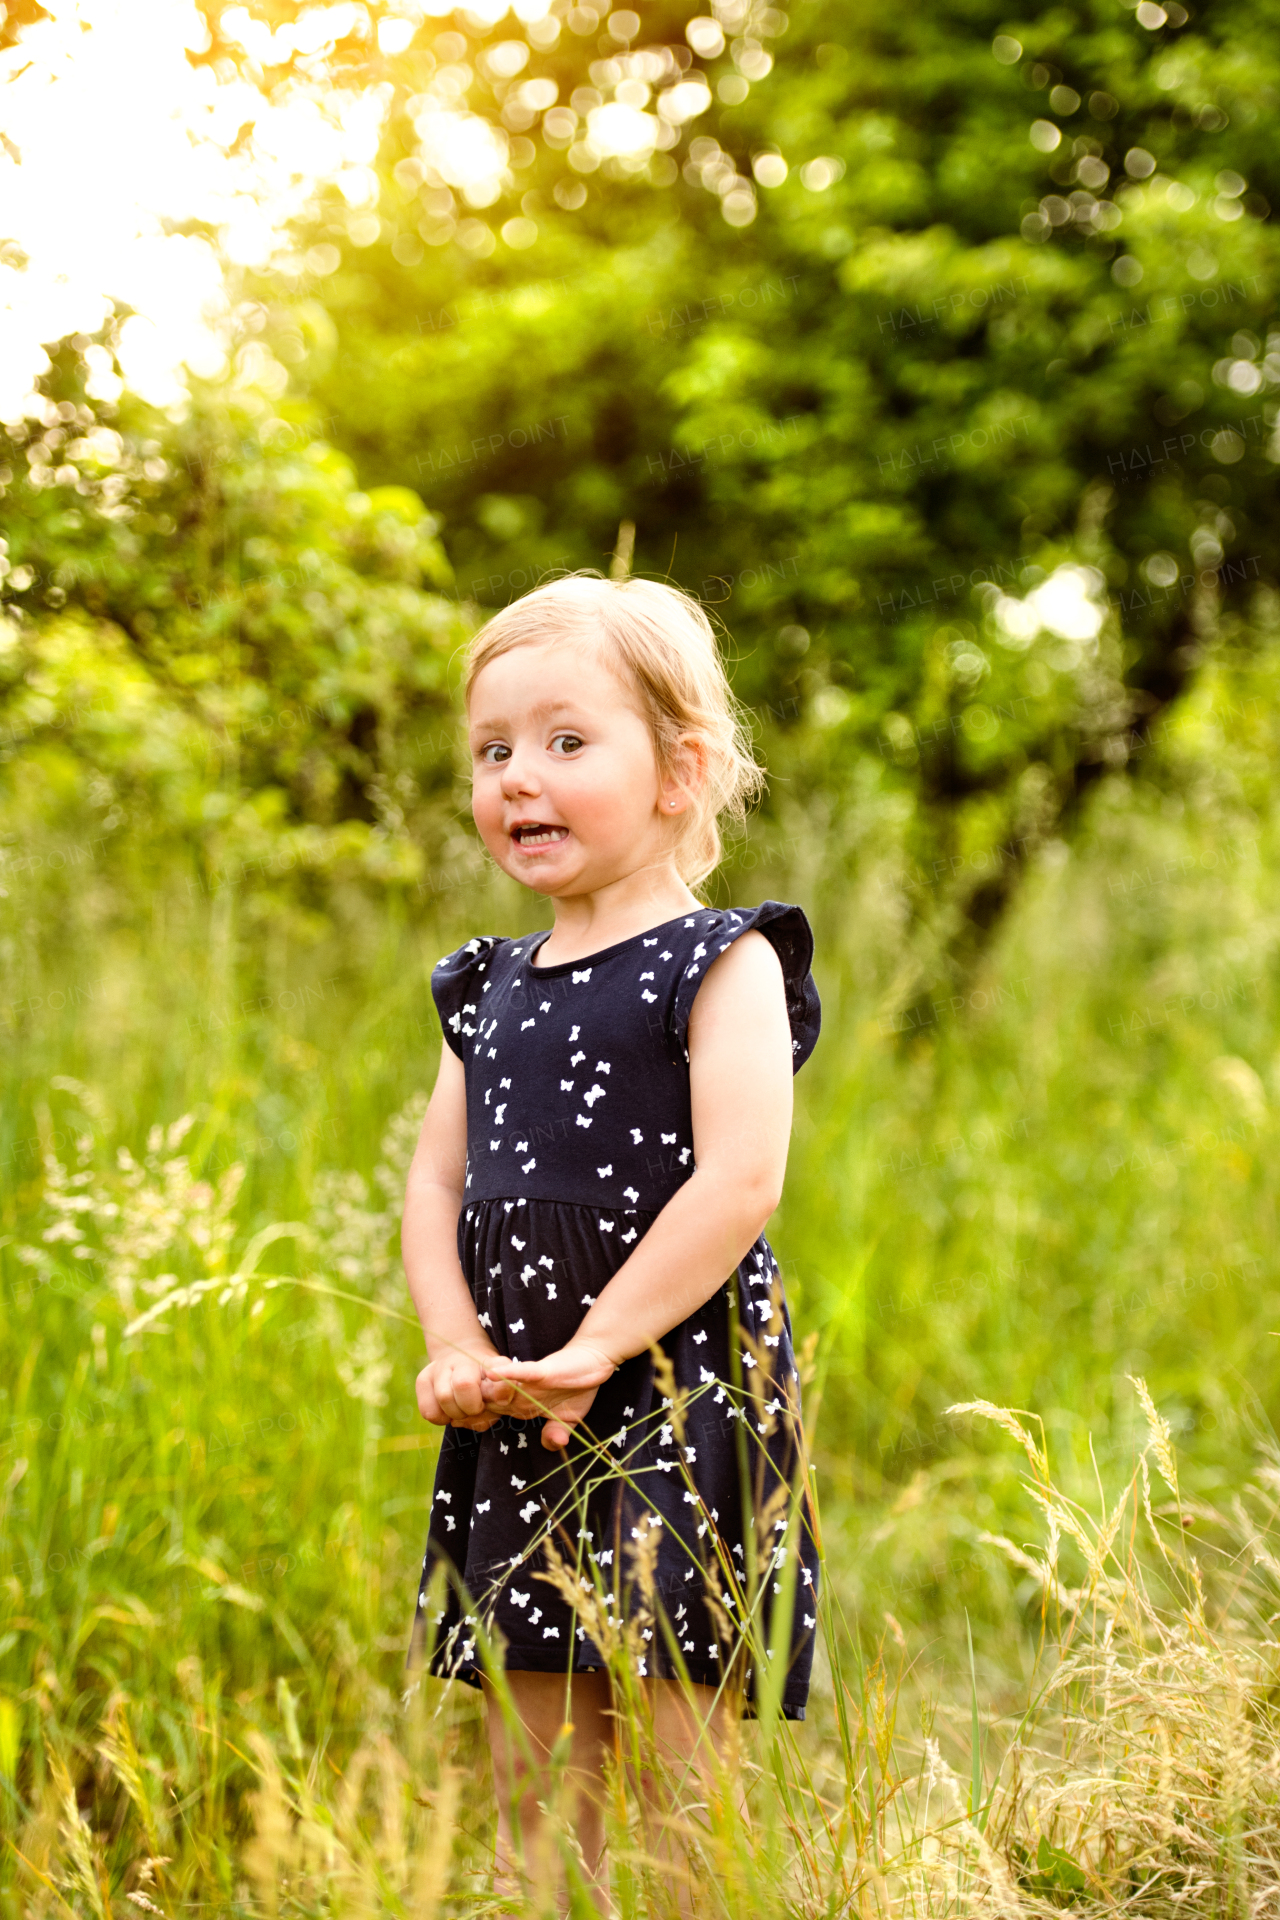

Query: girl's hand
[[483, 1342, 618, 1450], [417, 1347, 515, 1432]]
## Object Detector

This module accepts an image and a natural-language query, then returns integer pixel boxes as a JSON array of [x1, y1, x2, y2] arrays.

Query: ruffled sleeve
[[670, 901, 821, 1073], [431, 935, 500, 1059]]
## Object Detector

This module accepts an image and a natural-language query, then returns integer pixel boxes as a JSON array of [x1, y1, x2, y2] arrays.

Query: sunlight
[[0, 0, 394, 415]]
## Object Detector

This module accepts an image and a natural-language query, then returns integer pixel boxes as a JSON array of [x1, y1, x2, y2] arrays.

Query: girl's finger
[[541, 1418, 572, 1450], [486, 1359, 543, 1384], [500, 1390, 542, 1418], [451, 1374, 486, 1418], [417, 1380, 445, 1424]]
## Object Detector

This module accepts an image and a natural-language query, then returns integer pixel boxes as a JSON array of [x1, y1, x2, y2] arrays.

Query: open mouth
[[510, 823, 569, 847]]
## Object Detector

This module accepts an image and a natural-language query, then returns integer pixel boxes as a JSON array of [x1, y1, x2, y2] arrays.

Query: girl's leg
[[629, 1679, 746, 1917], [484, 1668, 614, 1914]]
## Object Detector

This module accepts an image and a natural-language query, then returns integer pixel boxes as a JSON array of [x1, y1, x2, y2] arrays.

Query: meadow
[[5, 0, 1280, 1901], [4, 645, 1280, 1916]]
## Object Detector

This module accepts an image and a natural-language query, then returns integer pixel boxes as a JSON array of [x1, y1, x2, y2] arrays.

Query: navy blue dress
[[409, 900, 822, 1719]]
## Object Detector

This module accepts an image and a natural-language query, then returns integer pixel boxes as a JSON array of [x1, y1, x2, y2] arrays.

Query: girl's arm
[[403, 1045, 513, 1432], [485, 931, 794, 1447]]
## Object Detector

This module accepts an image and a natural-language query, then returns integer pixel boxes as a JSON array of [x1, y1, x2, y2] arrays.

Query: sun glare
[[0, 0, 394, 417], [1, 0, 763, 419]]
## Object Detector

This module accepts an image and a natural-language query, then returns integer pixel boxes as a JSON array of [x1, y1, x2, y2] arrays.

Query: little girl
[[402, 573, 821, 1908]]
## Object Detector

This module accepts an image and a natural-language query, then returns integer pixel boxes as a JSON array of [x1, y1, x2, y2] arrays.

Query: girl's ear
[[660, 734, 708, 815]]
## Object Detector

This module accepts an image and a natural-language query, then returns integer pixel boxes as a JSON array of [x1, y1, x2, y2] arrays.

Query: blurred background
[[3, 0, 1280, 1904]]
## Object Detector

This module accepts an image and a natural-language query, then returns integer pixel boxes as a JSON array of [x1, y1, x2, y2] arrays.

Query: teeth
[[514, 825, 567, 846]]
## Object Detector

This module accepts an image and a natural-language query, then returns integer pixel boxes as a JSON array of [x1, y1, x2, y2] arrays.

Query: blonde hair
[[464, 573, 764, 887]]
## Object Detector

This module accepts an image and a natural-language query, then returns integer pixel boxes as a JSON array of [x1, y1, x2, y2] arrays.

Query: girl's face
[[467, 640, 686, 897]]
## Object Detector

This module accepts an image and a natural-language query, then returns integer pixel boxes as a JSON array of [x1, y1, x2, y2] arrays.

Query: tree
[[0, 350, 470, 905], [264, 0, 1280, 953], [3, 0, 1277, 981]]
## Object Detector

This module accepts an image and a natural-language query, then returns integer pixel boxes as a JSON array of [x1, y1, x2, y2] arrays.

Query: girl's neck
[[531, 867, 703, 968]]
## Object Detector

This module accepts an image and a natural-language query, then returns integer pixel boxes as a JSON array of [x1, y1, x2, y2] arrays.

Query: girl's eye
[[479, 742, 511, 764], [550, 733, 584, 755]]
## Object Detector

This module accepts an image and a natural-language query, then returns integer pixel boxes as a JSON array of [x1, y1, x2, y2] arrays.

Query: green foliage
[[1, 370, 472, 902], [5, 0, 1280, 966], [5, 10, 1280, 1910], [4, 670, 1280, 1907], [272, 0, 1280, 942]]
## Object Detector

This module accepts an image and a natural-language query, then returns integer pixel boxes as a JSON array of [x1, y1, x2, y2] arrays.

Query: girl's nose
[[499, 748, 540, 797]]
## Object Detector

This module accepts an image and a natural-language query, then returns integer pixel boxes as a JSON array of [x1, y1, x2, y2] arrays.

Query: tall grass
[[4, 651, 1280, 1911], [11, 1350, 1280, 1915]]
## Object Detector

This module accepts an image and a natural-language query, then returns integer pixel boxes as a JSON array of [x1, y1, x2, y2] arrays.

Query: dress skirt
[[409, 1196, 820, 1719]]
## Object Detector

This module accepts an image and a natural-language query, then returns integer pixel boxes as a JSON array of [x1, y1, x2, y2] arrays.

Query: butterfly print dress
[[408, 900, 822, 1719]]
